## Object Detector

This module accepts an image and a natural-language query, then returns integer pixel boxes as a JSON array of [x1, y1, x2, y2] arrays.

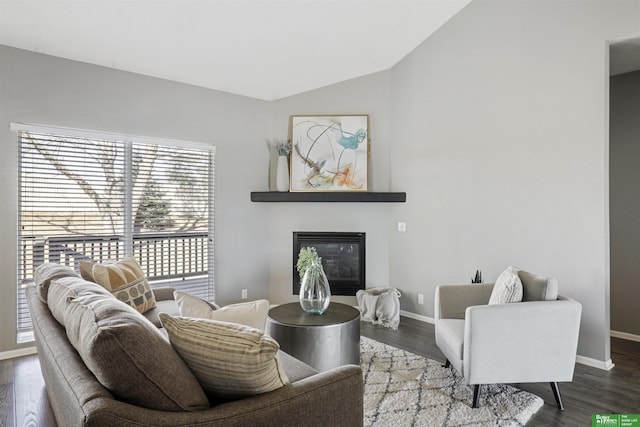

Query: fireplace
[[293, 232, 365, 296]]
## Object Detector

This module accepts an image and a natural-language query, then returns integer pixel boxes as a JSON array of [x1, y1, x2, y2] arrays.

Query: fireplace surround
[[293, 232, 365, 296]]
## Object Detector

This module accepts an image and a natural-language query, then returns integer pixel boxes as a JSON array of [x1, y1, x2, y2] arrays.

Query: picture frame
[[289, 115, 369, 192]]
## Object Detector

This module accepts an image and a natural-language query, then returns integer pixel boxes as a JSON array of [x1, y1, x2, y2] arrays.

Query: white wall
[[610, 70, 640, 337], [388, 0, 640, 363], [0, 45, 272, 353]]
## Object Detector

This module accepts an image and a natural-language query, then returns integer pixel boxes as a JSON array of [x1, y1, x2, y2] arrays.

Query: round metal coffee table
[[266, 302, 360, 372]]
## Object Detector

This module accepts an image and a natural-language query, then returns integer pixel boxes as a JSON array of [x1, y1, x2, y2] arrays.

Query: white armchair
[[434, 271, 582, 410]]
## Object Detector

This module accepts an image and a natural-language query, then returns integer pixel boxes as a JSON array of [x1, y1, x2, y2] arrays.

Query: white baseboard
[[0, 346, 37, 361], [575, 355, 615, 371], [400, 310, 434, 324], [399, 310, 616, 371], [611, 330, 640, 342]]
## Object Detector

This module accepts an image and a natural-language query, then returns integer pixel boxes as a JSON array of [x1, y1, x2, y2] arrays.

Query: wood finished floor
[[0, 316, 638, 426], [361, 317, 640, 427]]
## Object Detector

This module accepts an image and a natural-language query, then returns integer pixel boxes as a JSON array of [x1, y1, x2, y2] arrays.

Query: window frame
[[12, 123, 216, 343]]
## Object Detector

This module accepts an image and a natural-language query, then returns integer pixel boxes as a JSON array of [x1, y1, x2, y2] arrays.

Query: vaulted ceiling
[[0, 0, 473, 101]]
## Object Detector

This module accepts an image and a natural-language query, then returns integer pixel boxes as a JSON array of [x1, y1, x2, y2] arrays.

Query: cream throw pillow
[[159, 313, 290, 399], [488, 266, 524, 305], [174, 291, 269, 331], [91, 256, 156, 314]]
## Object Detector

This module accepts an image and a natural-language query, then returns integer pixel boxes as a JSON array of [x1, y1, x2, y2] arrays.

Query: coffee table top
[[267, 302, 360, 327]]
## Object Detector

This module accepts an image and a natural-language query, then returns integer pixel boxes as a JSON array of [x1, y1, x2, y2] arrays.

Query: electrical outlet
[[397, 222, 407, 232], [418, 293, 424, 305], [241, 289, 248, 299]]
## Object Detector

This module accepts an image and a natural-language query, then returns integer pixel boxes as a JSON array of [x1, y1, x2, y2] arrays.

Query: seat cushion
[[435, 319, 465, 364], [59, 292, 210, 411], [518, 270, 559, 301], [159, 313, 290, 400], [278, 350, 318, 383], [143, 298, 182, 328]]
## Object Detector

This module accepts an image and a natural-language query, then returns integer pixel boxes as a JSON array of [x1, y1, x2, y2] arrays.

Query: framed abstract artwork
[[289, 115, 369, 192]]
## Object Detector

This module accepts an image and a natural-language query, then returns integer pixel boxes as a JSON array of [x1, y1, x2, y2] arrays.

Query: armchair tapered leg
[[550, 382, 564, 410], [472, 385, 481, 408], [444, 359, 450, 368]]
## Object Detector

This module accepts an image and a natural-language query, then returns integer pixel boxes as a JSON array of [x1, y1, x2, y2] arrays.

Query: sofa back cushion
[[34, 263, 81, 303], [518, 270, 559, 301], [47, 276, 114, 325], [52, 284, 209, 411]]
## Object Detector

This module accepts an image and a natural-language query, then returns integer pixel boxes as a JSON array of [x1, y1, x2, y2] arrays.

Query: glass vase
[[299, 260, 331, 314]]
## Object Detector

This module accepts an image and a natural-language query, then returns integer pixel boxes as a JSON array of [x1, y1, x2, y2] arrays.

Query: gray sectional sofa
[[27, 276, 363, 426]]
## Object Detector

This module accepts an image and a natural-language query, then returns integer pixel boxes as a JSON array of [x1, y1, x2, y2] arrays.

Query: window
[[14, 124, 215, 342]]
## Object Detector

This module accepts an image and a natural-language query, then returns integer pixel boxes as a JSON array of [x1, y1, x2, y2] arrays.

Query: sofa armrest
[[151, 287, 176, 301], [435, 284, 494, 320], [83, 365, 363, 427], [463, 296, 582, 385]]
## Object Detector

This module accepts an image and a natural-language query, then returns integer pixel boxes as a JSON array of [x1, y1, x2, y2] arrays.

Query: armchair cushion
[[435, 319, 465, 372], [488, 266, 523, 305], [518, 270, 559, 301]]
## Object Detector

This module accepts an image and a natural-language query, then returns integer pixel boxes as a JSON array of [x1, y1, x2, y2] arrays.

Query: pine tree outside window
[[14, 123, 215, 342]]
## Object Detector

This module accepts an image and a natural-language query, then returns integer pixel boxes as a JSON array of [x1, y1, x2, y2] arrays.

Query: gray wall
[[387, 0, 640, 363], [0, 45, 272, 352], [268, 72, 394, 306], [610, 70, 640, 337], [2, 0, 640, 365]]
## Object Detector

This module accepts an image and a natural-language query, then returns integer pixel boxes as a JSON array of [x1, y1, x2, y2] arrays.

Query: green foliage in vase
[[296, 246, 322, 279]]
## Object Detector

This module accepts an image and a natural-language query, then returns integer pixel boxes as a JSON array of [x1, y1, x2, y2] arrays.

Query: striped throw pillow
[[159, 313, 290, 399], [92, 256, 156, 313]]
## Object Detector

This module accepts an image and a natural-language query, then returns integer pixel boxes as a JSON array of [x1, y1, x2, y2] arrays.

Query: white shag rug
[[361, 337, 544, 427]]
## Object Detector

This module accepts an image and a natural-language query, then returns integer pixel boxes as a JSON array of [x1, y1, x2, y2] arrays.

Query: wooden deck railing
[[18, 232, 211, 336], [24, 232, 209, 281]]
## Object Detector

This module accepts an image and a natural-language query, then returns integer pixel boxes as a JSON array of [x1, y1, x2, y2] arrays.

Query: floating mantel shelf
[[250, 191, 406, 203]]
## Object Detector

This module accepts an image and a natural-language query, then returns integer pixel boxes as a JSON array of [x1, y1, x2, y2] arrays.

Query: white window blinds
[[15, 124, 215, 341]]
